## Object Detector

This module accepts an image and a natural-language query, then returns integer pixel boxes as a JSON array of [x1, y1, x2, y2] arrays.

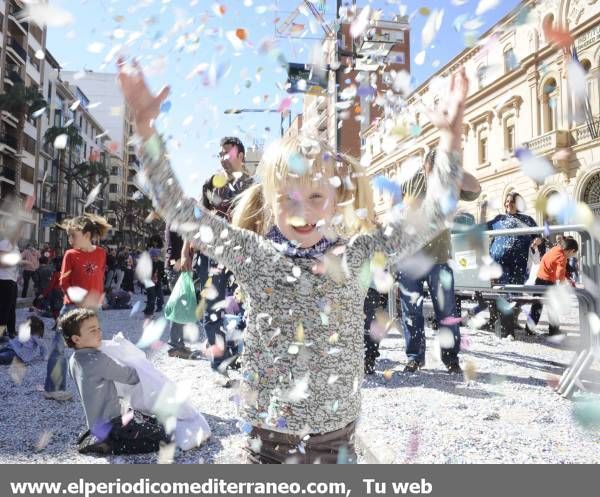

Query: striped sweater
[[139, 134, 463, 434]]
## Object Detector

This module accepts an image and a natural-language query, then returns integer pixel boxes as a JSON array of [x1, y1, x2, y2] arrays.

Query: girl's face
[[68, 229, 91, 249], [274, 180, 338, 248]]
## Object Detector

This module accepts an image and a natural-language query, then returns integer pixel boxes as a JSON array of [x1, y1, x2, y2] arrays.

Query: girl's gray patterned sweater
[[140, 134, 462, 435]]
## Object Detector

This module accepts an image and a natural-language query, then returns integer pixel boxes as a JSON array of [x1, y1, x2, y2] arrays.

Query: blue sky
[[46, 0, 522, 194]]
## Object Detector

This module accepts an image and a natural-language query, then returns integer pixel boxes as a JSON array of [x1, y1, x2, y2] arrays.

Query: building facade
[[0, 0, 46, 239], [363, 0, 600, 227]]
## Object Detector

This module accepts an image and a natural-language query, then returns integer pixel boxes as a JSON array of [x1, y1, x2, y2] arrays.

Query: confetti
[[213, 4, 226, 16], [66, 286, 88, 303], [18, 321, 31, 343], [84, 184, 102, 209], [34, 431, 53, 452], [475, 0, 500, 16], [135, 252, 153, 286], [543, 18, 573, 49], [0, 252, 21, 266], [87, 43, 105, 54], [414, 50, 426, 66], [235, 28, 248, 41], [421, 10, 444, 49], [129, 300, 144, 317], [514, 148, 554, 183], [53, 134, 68, 149], [137, 317, 167, 349], [32, 107, 46, 118], [160, 101, 172, 113], [350, 6, 370, 38], [25, 3, 74, 27]]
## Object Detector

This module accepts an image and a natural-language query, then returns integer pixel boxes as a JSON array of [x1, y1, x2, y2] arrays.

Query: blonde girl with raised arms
[[118, 59, 469, 464]]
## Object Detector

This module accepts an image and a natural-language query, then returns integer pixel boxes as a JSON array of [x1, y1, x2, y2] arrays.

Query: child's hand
[[426, 67, 468, 153], [116, 57, 170, 141]]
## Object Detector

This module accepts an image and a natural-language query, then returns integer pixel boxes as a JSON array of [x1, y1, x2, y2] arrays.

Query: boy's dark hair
[[39, 256, 49, 265], [220, 136, 245, 156], [560, 236, 579, 253], [28, 315, 44, 338], [59, 308, 98, 348]]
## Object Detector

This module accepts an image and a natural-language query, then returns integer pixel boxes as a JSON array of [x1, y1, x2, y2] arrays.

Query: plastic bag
[[164, 272, 197, 324]]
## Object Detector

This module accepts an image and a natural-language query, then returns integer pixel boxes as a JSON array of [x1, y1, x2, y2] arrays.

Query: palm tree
[[75, 159, 110, 211], [0, 83, 46, 193], [44, 125, 83, 216]]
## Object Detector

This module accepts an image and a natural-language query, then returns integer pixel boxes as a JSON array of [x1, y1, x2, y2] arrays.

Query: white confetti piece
[[18, 321, 31, 343], [137, 317, 167, 349], [350, 5, 370, 38], [199, 226, 214, 244], [66, 286, 88, 304], [0, 252, 21, 266], [34, 430, 53, 452], [414, 50, 426, 66], [87, 42, 105, 54], [421, 10, 444, 49], [34, 50, 45, 60], [53, 134, 68, 149], [25, 3, 74, 27], [476, 0, 500, 16], [183, 323, 200, 343], [32, 107, 46, 118], [129, 300, 144, 316], [226, 31, 244, 51], [135, 252, 153, 284], [84, 184, 102, 209]]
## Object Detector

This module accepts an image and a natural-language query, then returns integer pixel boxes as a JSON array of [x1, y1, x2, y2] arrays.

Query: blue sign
[[41, 212, 57, 228]]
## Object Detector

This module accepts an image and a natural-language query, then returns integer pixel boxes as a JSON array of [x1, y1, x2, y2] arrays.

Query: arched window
[[582, 172, 600, 216], [542, 77, 558, 133]]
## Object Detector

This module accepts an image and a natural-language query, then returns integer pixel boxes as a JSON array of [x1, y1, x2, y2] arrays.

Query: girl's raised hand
[[116, 57, 170, 141], [426, 67, 469, 153]]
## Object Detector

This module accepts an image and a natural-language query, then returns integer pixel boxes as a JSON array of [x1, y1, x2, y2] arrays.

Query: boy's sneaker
[[168, 347, 193, 359], [403, 360, 425, 373], [445, 362, 463, 374], [43, 390, 73, 401]]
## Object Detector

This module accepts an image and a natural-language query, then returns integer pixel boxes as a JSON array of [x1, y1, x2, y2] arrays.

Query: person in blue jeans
[[398, 148, 480, 373]]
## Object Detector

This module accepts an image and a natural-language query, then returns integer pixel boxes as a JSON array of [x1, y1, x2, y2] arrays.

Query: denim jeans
[[398, 263, 461, 365], [44, 303, 77, 392], [0, 348, 17, 365]]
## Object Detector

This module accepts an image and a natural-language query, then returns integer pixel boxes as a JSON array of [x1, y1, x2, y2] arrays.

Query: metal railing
[[7, 37, 27, 61], [0, 134, 18, 150], [0, 166, 17, 182]]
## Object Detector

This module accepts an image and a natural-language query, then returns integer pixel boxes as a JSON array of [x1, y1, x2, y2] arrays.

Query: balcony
[[5, 70, 23, 85], [572, 117, 600, 147], [523, 130, 570, 156], [0, 166, 17, 183], [0, 134, 18, 152], [8, 9, 28, 36], [7, 37, 27, 62]]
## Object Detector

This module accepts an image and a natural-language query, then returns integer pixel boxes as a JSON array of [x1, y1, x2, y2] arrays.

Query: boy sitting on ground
[[60, 308, 170, 454], [0, 316, 45, 365], [102, 287, 132, 310]]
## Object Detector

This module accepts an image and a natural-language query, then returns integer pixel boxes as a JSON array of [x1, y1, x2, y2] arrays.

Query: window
[[111, 166, 120, 176], [503, 48, 517, 72], [543, 14, 554, 43], [477, 65, 487, 90], [109, 184, 119, 193], [21, 165, 34, 184], [83, 143, 87, 159], [478, 129, 488, 165], [542, 78, 558, 133], [504, 116, 516, 154], [24, 135, 36, 155]]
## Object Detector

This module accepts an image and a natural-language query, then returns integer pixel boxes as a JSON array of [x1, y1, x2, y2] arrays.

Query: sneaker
[[168, 347, 193, 359], [403, 360, 424, 373], [43, 390, 73, 401], [445, 362, 463, 374]]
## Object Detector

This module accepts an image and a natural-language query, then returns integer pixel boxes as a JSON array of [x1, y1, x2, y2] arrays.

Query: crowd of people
[[0, 61, 583, 463]]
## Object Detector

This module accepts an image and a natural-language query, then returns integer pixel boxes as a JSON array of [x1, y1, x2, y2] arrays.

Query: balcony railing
[[6, 70, 23, 84], [0, 166, 17, 182], [573, 117, 600, 146], [0, 134, 18, 151], [523, 129, 570, 156], [7, 37, 27, 61]]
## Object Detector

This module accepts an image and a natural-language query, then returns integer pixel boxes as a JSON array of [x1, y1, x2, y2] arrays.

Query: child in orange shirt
[[527, 237, 579, 336]]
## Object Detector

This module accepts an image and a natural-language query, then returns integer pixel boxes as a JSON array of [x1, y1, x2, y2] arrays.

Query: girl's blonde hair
[[231, 135, 375, 237], [59, 213, 111, 240]]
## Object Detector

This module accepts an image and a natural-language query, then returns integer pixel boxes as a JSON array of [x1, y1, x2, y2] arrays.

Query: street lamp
[[223, 108, 292, 137]]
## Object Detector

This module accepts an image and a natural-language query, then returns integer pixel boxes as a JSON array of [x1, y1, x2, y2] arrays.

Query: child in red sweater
[[44, 214, 111, 401], [528, 237, 579, 336]]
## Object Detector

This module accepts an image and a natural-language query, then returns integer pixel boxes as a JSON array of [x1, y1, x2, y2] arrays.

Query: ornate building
[[363, 0, 600, 226]]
